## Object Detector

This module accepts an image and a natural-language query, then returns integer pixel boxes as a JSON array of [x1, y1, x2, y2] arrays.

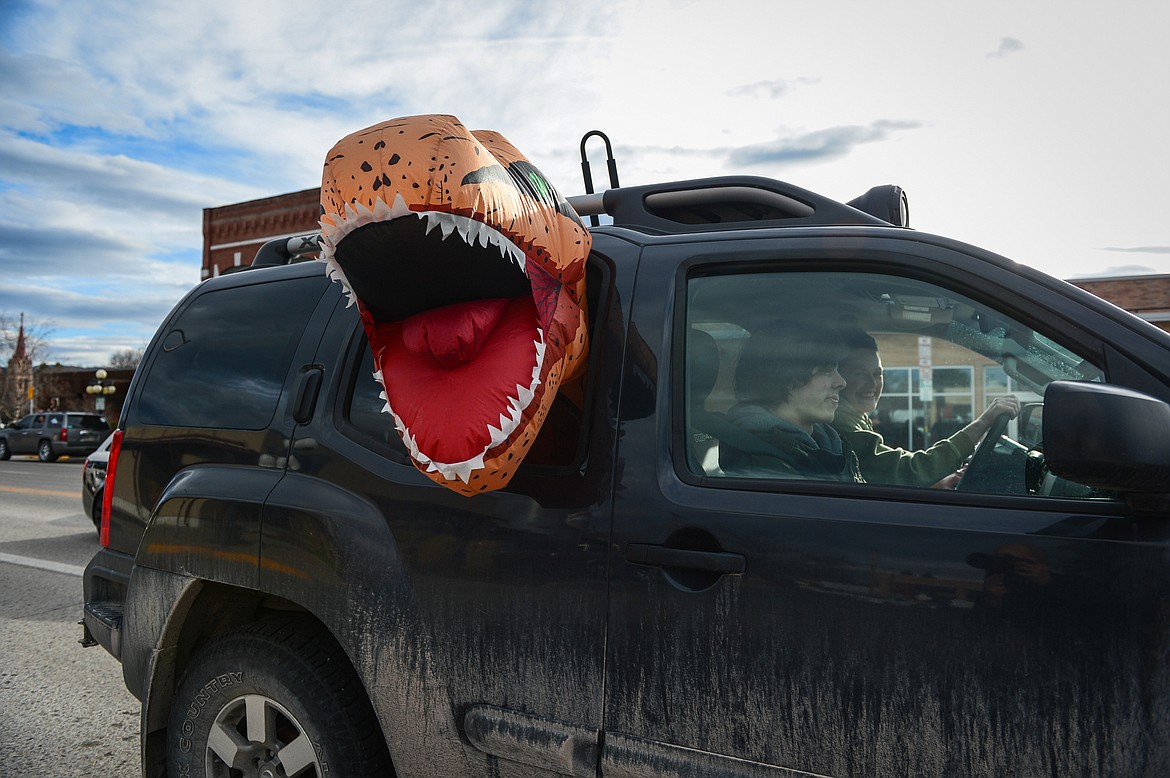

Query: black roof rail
[[567, 176, 906, 234], [246, 234, 323, 270]]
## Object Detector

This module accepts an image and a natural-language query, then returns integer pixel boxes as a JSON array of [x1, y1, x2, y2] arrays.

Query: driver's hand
[[980, 395, 1020, 422], [968, 395, 1020, 439]]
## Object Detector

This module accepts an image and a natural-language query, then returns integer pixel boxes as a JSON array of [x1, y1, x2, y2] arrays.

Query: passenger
[[722, 322, 864, 482], [832, 330, 1019, 487]]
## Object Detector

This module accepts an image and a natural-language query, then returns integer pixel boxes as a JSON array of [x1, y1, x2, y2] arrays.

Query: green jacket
[[831, 401, 974, 487], [722, 404, 865, 483]]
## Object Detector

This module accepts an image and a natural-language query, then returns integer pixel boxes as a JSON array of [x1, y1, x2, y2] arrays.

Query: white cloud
[[728, 121, 926, 167], [988, 37, 1026, 59], [1, 0, 1168, 363]]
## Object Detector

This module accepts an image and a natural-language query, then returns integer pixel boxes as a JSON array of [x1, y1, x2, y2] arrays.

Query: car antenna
[[579, 130, 620, 227]]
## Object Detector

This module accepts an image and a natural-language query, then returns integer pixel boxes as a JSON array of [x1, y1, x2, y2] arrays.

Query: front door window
[[684, 269, 1107, 498]]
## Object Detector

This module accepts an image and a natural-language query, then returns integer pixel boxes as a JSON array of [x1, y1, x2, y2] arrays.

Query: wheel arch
[[134, 575, 344, 777]]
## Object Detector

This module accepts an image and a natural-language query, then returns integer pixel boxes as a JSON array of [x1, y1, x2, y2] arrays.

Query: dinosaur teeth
[[385, 323, 546, 484], [317, 222, 357, 307], [487, 422, 508, 447], [421, 210, 528, 278], [373, 197, 394, 221], [388, 193, 413, 219], [516, 383, 534, 407], [322, 200, 531, 285]]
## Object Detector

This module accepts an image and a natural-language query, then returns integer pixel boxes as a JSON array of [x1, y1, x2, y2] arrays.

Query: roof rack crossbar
[[567, 192, 606, 220], [250, 234, 322, 269]]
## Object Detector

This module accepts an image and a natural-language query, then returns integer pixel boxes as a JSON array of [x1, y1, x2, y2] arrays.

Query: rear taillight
[[60, 426, 68, 442], [100, 429, 123, 548]]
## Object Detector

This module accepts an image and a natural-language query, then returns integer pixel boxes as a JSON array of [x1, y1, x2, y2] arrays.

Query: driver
[[832, 330, 1019, 488]]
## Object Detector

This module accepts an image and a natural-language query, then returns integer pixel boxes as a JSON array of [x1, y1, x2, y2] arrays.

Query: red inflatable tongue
[[373, 295, 541, 466], [402, 298, 510, 369]]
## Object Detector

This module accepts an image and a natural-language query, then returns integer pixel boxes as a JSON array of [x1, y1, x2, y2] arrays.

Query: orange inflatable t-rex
[[319, 114, 591, 495]]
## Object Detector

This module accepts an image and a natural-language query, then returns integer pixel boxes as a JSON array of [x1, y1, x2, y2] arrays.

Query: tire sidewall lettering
[[172, 671, 243, 771], [184, 671, 243, 719]]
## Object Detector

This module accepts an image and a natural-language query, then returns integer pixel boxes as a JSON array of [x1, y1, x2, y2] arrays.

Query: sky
[[1, 0, 1168, 366]]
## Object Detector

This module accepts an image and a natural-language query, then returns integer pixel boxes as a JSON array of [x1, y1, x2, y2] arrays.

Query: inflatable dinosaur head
[[320, 114, 590, 495]]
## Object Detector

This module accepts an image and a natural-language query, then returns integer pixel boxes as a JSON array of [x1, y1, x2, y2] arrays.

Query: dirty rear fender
[[133, 464, 282, 587], [257, 472, 448, 771]]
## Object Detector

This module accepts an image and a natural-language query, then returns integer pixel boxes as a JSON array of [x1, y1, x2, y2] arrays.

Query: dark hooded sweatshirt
[[721, 404, 865, 483]]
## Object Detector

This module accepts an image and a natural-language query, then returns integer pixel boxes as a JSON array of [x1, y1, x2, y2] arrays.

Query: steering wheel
[[956, 412, 1011, 492]]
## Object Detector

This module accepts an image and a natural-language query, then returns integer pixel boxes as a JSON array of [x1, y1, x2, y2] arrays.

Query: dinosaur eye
[[461, 162, 583, 228], [526, 171, 552, 203]]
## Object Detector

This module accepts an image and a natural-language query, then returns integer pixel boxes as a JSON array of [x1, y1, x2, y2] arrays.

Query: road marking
[[0, 485, 80, 498], [0, 551, 85, 577]]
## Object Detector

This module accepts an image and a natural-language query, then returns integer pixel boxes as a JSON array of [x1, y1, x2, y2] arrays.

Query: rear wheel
[[0, 439, 9, 460], [37, 440, 57, 462], [167, 619, 391, 778]]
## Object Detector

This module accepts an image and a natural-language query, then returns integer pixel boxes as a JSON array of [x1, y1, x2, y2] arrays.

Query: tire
[[37, 440, 57, 462], [0, 439, 9, 460], [167, 619, 392, 778], [90, 488, 103, 531]]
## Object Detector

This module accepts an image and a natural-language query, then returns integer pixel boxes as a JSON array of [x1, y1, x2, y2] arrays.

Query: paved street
[[0, 456, 139, 776]]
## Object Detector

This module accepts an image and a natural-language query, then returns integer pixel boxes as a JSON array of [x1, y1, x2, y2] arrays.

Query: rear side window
[[344, 339, 409, 461], [138, 278, 324, 429]]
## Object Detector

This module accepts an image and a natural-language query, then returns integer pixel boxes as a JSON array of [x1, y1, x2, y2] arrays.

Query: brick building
[[201, 188, 320, 279], [1071, 274, 1170, 335]]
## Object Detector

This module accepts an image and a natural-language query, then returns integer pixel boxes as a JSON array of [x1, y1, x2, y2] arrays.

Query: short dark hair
[[840, 328, 878, 352], [734, 322, 847, 407]]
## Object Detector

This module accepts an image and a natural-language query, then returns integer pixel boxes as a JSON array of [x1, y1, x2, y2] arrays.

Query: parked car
[[83, 173, 1170, 777], [0, 411, 109, 462], [81, 433, 114, 531]]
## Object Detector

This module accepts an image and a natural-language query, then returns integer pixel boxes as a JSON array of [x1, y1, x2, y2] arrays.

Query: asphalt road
[[0, 455, 140, 776]]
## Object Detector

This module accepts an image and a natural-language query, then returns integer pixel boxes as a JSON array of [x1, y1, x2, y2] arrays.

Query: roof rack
[[569, 129, 909, 233], [243, 234, 323, 271], [566, 177, 909, 233]]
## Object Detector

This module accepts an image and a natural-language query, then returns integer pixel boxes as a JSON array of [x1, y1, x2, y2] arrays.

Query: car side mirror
[[1018, 402, 1043, 448], [1044, 381, 1170, 494]]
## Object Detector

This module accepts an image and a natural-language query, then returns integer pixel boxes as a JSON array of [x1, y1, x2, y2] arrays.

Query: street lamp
[[86, 368, 117, 412]]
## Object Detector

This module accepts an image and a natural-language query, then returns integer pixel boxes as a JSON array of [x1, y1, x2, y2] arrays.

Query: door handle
[[625, 543, 745, 575], [292, 365, 324, 424]]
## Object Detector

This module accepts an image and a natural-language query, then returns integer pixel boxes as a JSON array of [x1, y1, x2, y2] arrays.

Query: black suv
[[83, 175, 1170, 777], [0, 411, 109, 461]]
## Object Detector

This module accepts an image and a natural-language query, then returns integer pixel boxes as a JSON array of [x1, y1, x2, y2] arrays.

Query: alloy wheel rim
[[203, 694, 322, 778]]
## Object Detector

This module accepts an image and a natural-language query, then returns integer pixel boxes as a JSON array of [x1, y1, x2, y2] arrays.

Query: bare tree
[[0, 312, 55, 365], [109, 347, 145, 370]]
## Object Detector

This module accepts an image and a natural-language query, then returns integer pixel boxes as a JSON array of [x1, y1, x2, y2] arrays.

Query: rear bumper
[[60, 442, 102, 456]]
